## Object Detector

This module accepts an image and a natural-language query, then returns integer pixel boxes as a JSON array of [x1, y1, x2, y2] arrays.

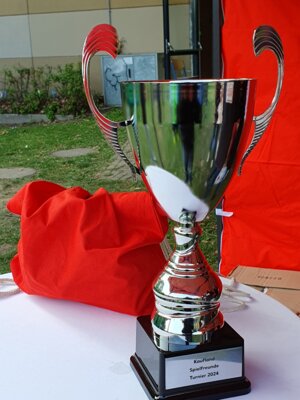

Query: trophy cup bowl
[[83, 24, 283, 400]]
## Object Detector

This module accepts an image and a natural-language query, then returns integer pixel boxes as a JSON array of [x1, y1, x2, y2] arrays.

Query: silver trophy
[[83, 24, 283, 400]]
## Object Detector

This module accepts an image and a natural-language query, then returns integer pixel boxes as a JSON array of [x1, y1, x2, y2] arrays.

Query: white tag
[[165, 347, 243, 389], [215, 209, 233, 217]]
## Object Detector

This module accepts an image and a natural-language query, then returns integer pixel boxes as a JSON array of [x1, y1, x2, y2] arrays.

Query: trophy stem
[[152, 210, 224, 351]]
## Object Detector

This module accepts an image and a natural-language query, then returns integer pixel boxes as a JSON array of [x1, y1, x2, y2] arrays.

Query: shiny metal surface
[[121, 78, 256, 221], [151, 210, 224, 350], [82, 24, 284, 350], [238, 26, 284, 174], [82, 24, 138, 176]]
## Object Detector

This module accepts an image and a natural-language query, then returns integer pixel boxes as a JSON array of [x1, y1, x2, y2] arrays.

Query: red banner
[[220, 0, 300, 274]]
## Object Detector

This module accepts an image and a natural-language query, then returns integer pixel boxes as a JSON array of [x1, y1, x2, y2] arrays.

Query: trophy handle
[[238, 26, 284, 175], [82, 24, 139, 177]]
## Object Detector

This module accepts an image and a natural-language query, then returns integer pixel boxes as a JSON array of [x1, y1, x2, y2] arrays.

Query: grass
[[0, 109, 218, 274]]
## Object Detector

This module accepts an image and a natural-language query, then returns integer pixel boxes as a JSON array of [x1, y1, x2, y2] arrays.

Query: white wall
[[0, 15, 32, 58], [29, 10, 109, 57]]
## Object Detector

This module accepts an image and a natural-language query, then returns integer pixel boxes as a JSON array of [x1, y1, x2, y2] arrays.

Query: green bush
[[50, 64, 88, 116], [0, 64, 101, 120]]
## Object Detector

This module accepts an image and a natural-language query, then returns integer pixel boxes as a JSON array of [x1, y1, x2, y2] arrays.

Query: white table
[[0, 273, 299, 399]]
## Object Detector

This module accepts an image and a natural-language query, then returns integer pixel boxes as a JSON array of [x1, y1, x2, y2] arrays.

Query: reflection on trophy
[[83, 24, 283, 400]]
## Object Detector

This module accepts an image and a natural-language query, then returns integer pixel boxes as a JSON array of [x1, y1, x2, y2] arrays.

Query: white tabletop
[[0, 274, 299, 400]]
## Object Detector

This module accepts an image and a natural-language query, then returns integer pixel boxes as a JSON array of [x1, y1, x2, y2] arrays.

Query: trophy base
[[130, 316, 251, 400]]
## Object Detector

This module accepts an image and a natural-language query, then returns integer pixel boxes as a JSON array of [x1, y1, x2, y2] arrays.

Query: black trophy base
[[130, 316, 251, 400]]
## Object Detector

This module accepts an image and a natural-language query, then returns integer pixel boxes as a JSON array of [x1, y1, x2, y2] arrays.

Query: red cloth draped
[[220, 0, 300, 274], [7, 181, 168, 316]]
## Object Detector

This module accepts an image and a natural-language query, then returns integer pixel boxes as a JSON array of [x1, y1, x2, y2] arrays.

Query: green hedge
[[0, 64, 101, 121]]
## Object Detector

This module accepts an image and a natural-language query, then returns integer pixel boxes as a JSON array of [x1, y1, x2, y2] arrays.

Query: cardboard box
[[229, 266, 300, 316]]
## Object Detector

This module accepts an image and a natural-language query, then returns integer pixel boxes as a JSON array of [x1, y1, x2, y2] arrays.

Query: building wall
[[0, 0, 189, 93]]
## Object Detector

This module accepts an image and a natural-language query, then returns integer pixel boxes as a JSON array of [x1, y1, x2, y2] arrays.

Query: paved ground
[[97, 141, 135, 181], [51, 147, 98, 158], [0, 167, 37, 179], [0, 114, 73, 125]]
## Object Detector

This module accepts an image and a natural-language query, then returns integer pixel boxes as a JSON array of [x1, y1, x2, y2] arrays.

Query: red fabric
[[220, 0, 300, 274], [7, 181, 168, 315]]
